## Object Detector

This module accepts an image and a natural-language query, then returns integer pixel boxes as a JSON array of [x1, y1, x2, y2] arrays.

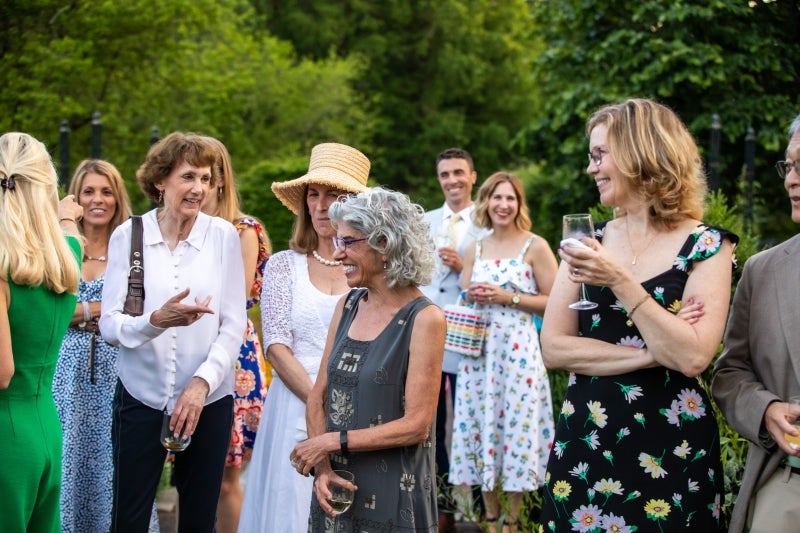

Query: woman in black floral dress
[[539, 99, 738, 533]]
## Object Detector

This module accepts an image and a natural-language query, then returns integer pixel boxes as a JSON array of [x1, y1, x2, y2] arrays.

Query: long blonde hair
[[204, 136, 245, 222], [0, 132, 80, 293]]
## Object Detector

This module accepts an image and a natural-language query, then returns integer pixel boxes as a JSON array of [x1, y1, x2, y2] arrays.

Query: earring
[[383, 262, 388, 270], [158, 190, 163, 204], [218, 187, 223, 199]]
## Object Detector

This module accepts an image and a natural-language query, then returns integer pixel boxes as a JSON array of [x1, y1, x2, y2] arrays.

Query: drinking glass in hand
[[563, 213, 598, 310], [160, 411, 191, 452], [327, 469, 355, 531], [785, 397, 800, 450]]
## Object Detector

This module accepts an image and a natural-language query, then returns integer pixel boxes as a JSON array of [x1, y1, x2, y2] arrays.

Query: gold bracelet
[[60, 217, 76, 223], [626, 293, 650, 327]]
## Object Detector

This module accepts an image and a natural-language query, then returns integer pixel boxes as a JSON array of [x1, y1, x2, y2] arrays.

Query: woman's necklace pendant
[[631, 255, 638, 265]]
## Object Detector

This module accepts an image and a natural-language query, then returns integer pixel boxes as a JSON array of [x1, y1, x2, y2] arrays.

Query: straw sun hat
[[271, 143, 370, 215]]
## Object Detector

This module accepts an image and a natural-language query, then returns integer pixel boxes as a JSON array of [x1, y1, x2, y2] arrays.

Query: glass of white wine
[[160, 411, 191, 452], [785, 397, 800, 450], [563, 213, 598, 310], [327, 469, 355, 531]]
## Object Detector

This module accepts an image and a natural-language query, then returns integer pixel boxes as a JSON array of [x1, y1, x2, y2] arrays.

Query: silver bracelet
[[79, 300, 91, 328]]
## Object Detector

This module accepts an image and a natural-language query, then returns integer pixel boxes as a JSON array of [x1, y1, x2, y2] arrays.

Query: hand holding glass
[[160, 411, 191, 451], [563, 213, 598, 310], [326, 469, 355, 513]]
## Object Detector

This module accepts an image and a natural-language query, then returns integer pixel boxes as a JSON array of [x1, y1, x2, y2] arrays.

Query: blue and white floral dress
[[539, 223, 738, 533], [53, 276, 159, 533]]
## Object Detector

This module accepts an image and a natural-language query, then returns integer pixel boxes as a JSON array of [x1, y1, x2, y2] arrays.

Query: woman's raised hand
[[150, 288, 214, 328]]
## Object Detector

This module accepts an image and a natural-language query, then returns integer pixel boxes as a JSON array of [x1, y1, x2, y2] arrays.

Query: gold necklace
[[625, 223, 655, 265]]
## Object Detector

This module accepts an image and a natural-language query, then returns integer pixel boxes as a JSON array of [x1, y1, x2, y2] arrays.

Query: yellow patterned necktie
[[447, 213, 461, 247]]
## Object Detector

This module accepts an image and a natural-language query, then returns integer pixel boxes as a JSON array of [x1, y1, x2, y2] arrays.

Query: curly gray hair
[[328, 187, 435, 288]]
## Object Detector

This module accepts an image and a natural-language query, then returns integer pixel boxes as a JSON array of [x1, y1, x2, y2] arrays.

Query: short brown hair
[[136, 132, 216, 203]]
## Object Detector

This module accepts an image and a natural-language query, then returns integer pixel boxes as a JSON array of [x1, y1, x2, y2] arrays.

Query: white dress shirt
[[100, 209, 247, 413]]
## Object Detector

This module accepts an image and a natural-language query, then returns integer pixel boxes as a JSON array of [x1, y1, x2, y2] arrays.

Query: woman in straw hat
[[238, 143, 369, 533]]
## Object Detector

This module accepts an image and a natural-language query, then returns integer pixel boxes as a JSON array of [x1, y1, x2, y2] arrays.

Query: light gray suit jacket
[[420, 205, 487, 374], [712, 233, 800, 532]]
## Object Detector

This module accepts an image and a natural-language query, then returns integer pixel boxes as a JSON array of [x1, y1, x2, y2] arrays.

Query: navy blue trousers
[[111, 381, 232, 533]]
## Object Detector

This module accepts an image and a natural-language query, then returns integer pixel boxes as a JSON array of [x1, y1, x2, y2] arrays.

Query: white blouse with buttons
[[99, 209, 247, 413]]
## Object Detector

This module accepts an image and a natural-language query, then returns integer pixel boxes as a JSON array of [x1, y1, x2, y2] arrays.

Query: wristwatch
[[510, 292, 521, 308]]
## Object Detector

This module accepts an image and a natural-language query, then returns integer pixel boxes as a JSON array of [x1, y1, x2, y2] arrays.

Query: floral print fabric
[[540, 223, 737, 533], [225, 217, 270, 467], [449, 237, 554, 492]]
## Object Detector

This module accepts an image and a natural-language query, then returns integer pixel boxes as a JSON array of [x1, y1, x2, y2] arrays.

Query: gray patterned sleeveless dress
[[308, 288, 438, 533]]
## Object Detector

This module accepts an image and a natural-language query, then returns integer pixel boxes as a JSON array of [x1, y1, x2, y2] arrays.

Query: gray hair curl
[[329, 187, 435, 288]]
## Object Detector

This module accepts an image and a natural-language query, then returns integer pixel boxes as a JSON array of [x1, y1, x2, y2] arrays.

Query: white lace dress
[[238, 251, 344, 533]]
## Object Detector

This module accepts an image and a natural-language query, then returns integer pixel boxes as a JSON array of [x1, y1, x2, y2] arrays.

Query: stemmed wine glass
[[563, 213, 598, 310], [327, 469, 355, 532]]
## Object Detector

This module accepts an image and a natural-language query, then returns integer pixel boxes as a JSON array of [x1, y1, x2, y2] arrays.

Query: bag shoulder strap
[[128, 215, 144, 289]]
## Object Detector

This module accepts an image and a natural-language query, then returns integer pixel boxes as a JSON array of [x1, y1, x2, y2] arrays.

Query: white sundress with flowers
[[539, 223, 738, 533], [449, 237, 555, 492]]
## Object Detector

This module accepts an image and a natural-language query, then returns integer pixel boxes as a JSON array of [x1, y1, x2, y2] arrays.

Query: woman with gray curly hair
[[291, 187, 445, 532]]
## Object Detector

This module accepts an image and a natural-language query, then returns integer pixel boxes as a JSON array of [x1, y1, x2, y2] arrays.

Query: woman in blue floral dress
[[540, 99, 738, 533], [54, 159, 160, 532]]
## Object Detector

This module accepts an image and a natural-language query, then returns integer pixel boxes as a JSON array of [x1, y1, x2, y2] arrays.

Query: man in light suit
[[712, 113, 800, 533], [420, 148, 485, 533]]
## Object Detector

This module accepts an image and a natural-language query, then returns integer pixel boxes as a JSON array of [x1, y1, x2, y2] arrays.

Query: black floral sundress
[[539, 223, 738, 533]]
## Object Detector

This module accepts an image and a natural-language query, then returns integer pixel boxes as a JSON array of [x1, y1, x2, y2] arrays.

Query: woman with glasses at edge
[[539, 99, 738, 532]]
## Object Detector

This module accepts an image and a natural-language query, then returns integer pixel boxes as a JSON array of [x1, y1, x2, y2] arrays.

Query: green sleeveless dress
[[308, 288, 439, 532], [0, 236, 79, 533]]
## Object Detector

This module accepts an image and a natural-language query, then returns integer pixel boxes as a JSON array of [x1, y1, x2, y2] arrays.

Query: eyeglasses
[[776, 160, 800, 179], [588, 148, 609, 167], [333, 237, 368, 250]]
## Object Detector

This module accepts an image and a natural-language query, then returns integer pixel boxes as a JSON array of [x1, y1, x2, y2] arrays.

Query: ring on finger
[[573, 267, 580, 275]]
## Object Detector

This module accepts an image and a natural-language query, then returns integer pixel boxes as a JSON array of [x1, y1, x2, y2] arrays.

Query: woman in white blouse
[[99, 132, 247, 533], [237, 143, 368, 533]]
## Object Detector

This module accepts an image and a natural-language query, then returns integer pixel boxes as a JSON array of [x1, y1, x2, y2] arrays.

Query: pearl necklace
[[312, 250, 342, 267], [83, 254, 107, 262]]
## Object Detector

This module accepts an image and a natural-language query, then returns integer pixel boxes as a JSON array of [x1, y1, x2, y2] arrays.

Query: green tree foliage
[[519, 0, 800, 243], [255, 0, 541, 208], [0, 0, 373, 221]]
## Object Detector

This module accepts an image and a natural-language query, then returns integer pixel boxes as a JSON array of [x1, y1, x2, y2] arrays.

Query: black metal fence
[[57, 111, 160, 190], [56, 111, 760, 227]]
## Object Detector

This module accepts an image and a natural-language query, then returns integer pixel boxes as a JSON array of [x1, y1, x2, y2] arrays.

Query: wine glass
[[160, 411, 191, 452], [327, 469, 355, 532], [563, 213, 598, 310]]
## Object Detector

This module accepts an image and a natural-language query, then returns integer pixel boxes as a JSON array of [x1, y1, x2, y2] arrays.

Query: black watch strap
[[340, 430, 349, 456]]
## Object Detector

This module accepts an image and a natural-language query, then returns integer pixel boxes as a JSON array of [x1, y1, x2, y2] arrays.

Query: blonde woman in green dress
[[0, 132, 82, 532]]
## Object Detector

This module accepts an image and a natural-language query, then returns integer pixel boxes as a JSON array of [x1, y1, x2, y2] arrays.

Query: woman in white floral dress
[[450, 172, 558, 533]]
